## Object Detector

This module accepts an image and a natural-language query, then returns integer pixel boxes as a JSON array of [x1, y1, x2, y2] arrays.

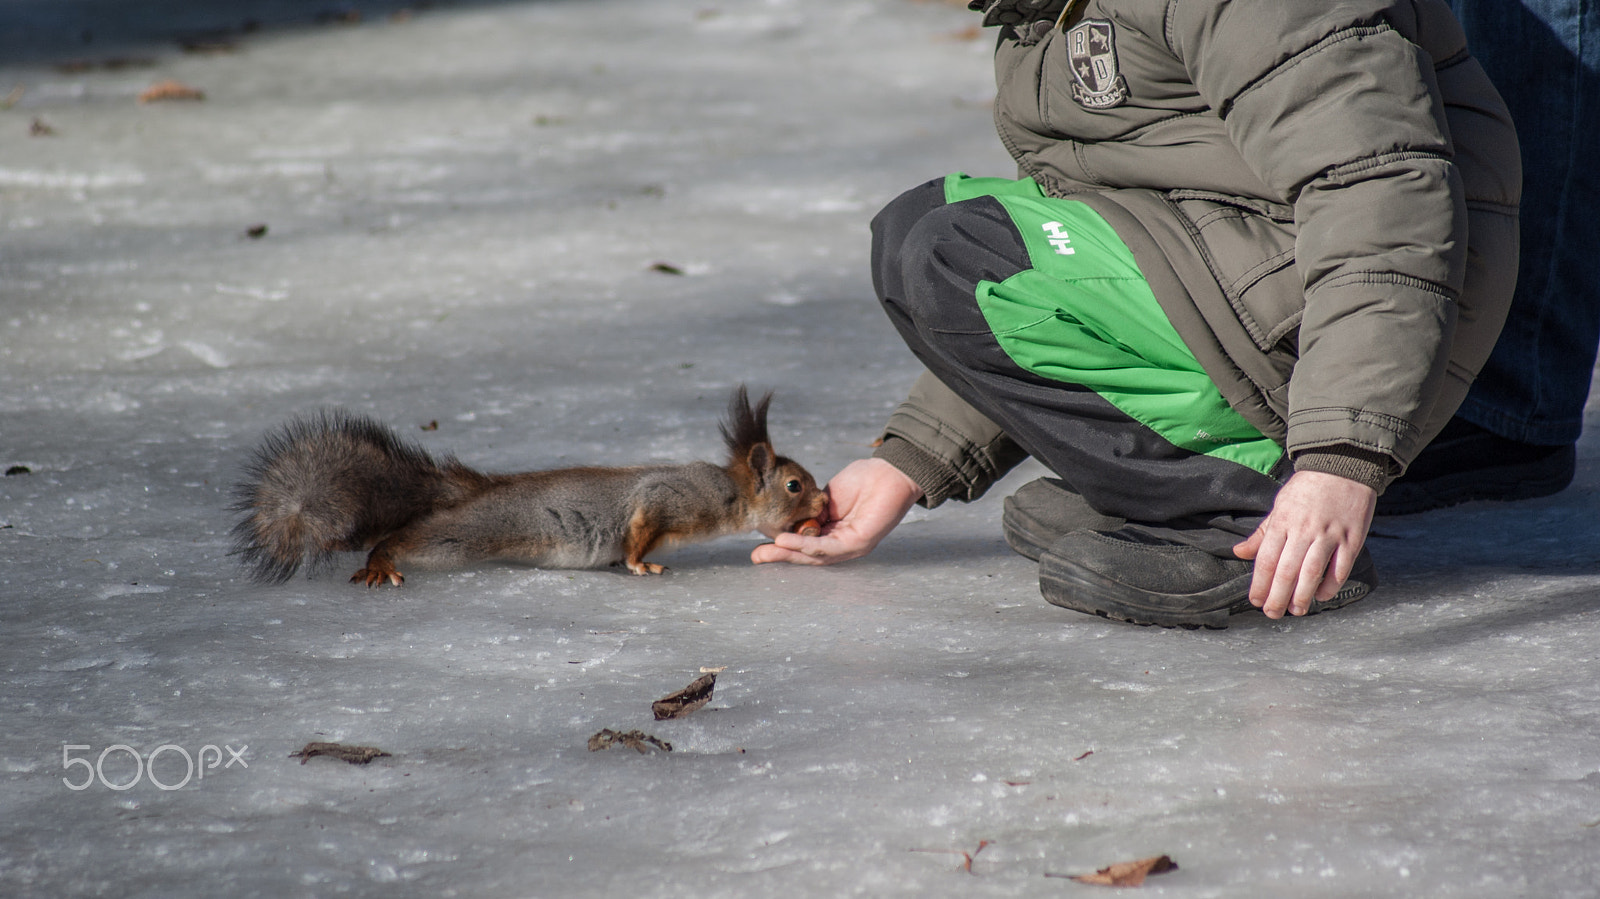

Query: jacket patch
[[1066, 19, 1129, 110]]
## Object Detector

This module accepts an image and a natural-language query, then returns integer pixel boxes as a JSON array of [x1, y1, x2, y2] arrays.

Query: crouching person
[[755, 0, 1520, 628]]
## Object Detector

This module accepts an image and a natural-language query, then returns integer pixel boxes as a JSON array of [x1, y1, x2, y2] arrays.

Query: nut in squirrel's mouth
[[788, 508, 828, 537]]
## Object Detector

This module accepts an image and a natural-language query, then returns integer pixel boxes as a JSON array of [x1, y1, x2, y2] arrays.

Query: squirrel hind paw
[[350, 566, 404, 587], [626, 560, 667, 575]]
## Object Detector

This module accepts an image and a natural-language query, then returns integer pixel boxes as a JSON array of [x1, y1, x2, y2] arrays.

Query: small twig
[[910, 839, 991, 874]]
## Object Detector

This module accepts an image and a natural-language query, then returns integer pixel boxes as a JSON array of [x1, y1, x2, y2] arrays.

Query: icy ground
[[1, 0, 1597, 895]]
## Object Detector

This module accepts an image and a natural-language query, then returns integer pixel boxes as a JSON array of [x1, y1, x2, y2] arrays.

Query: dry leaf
[[1056, 855, 1178, 887], [652, 672, 716, 720], [290, 741, 391, 765], [587, 728, 672, 753], [138, 79, 205, 103], [648, 261, 685, 275]]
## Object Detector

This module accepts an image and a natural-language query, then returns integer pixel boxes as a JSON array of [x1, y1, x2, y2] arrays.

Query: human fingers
[[1285, 539, 1339, 616], [1310, 538, 1363, 603], [751, 541, 832, 566], [1232, 527, 1263, 561], [1260, 531, 1330, 619], [1245, 523, 1287, 612], [751, 529, 872, 567]]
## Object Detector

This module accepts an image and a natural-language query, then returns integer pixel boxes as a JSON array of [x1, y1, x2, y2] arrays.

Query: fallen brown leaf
[[138, 79, 205, 103], [587, 728, 672, 753], [1050, 855, 1178, 887], [290, 741, 391, 765], [652, 672, 716, 720]]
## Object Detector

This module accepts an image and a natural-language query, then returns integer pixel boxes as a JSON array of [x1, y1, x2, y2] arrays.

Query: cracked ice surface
[[2, 0, 1598, 896]]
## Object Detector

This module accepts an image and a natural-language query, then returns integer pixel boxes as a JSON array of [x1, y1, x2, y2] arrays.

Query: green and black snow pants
[[872, 175, 1291, 555]]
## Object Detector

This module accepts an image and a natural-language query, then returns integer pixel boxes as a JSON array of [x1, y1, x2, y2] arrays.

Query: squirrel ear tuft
[[720, 384, 774, 458]]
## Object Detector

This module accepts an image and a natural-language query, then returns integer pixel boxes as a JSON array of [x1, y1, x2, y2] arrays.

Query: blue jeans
[[1452, 0, 1600, 445]]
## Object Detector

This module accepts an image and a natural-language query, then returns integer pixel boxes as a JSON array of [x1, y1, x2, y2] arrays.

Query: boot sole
[[1039, 552, 1378, 629]]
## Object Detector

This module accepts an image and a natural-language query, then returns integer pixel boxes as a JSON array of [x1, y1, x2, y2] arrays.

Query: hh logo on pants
[[1042, 221, 1076, 255], [1067, 19, 1129, 110]]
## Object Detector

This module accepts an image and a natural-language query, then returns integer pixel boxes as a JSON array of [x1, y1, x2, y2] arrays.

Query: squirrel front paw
[[625, 560, 667, 576], [350, 565, 404, 587]]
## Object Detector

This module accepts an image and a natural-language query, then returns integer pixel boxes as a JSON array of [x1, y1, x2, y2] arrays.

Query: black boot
[[1038, 525, 1378, 628], [1378, 418, 1575, 515]]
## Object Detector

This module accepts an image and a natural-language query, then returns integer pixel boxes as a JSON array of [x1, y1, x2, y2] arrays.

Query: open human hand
[[751, 458, 923, 566]]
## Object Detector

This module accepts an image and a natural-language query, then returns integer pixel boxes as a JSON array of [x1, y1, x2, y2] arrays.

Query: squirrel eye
[[785, 479, 802, 494]]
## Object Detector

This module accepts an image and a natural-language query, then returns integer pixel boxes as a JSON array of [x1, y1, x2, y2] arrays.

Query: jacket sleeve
[[1168, 2, 1469, 479], [873, 371, 1030, 507]]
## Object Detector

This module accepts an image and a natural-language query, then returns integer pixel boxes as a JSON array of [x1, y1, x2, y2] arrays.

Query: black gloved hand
[[967, 0, 1070, 28]]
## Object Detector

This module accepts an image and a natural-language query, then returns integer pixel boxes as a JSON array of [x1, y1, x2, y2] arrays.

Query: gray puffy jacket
[[879, 0, 1519, 502]]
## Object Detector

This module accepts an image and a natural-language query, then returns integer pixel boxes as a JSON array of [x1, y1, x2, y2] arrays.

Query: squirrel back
[[230, 387, 828, 585]]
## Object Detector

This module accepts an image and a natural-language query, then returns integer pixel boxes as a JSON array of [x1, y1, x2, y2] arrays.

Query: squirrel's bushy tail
[[230, 411, 483, 583]]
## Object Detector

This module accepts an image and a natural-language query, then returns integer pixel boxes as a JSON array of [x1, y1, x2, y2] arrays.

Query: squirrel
[[230, 386, 829, 586]]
